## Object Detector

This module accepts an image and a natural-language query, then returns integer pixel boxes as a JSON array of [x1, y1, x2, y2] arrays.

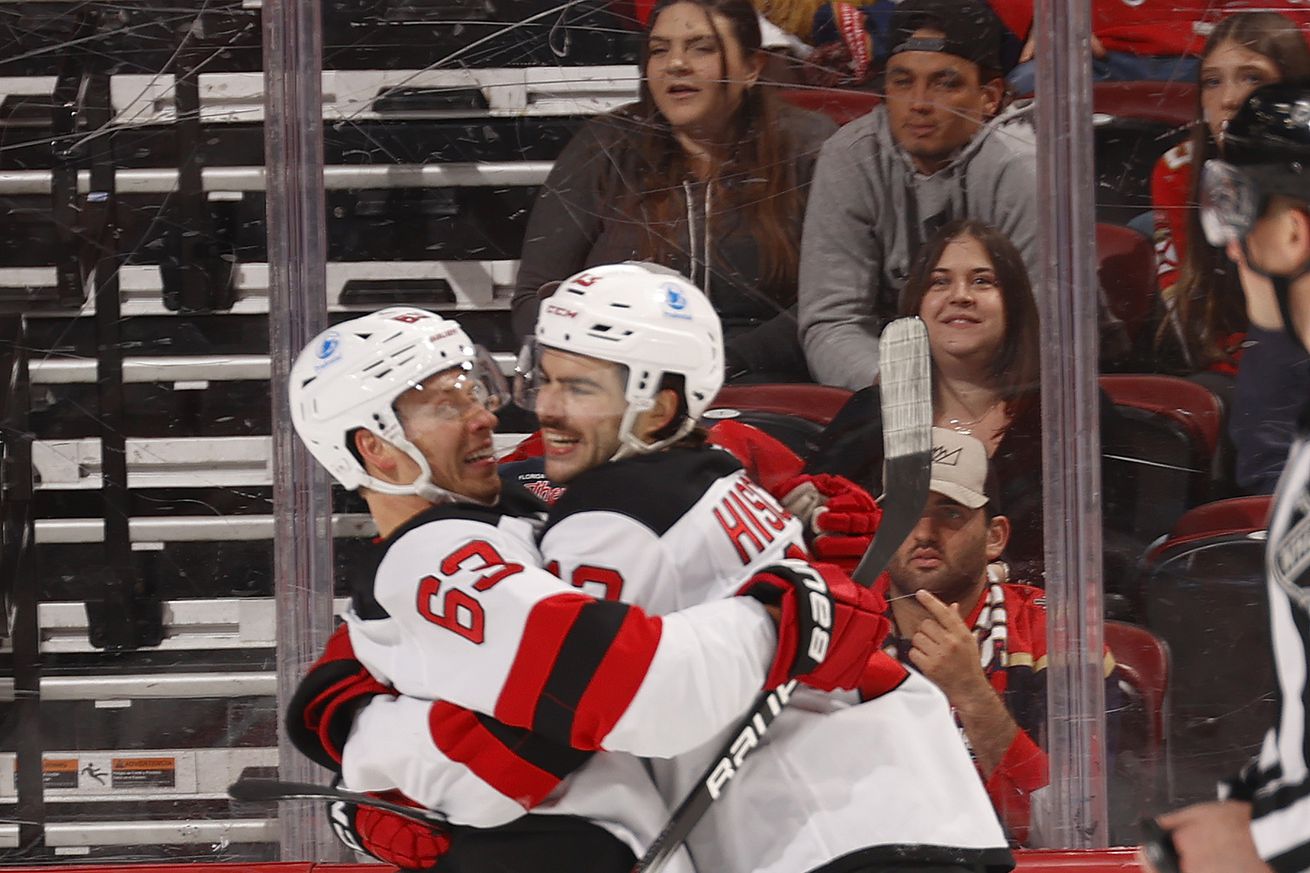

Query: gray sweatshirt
[[797, 102, 1038, 390]]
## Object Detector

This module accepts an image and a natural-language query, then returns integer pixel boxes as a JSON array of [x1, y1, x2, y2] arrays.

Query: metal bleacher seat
[[1139, 495, 1273, 806], [0, 0, 643, 860]]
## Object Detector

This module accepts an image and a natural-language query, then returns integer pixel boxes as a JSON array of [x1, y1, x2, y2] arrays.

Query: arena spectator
[[994, 0, 1211, 95], [1151, 12, 1310, 377], [879, 427, 1121, 846], [807, 219, 1047, 578], [510, 0, 835, 383], [797, 0, 1036, 390]]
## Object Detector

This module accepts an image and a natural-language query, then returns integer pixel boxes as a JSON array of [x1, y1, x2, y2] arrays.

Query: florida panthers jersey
[[1225, 416, 1310, 871], [540, 446, 1013, 873]]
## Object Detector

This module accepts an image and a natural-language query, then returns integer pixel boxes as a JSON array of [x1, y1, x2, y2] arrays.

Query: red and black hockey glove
[[737, 558, 891, 692], [286, 624, 393, 771], [329, 788, 451, 870], [775, 473, 882, 574]]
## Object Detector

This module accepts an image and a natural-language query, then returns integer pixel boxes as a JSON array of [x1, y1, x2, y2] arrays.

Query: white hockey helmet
[[524, 262, 724, 456], [289, 307, 507, 503]]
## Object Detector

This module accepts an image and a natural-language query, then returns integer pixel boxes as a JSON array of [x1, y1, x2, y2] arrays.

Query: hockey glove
[[329, 788, 451, 870], [775, 473, 882, 574], [286, 624, 393, 771], [738, 558, 891, 692]]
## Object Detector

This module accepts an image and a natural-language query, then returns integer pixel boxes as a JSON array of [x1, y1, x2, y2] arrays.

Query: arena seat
[[1092, 81, 1197, 128], [708, 383, 855, 455], [1105, 620, 1170, 760], [711, 383, 854, 425], [1139, 496, 1274, 806], [776, 87, 881, 125], [1091, 81, 1196, 226], [1100, 374, 1225, 548], [1097, 223, 1157, 350]]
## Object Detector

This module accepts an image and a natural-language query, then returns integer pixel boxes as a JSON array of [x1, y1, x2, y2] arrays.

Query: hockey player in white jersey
[[327, 266, 1013, 870], [1141, 82, 1310, 873], [284, 305, 890, 871], [515, 263, 1013, 873]]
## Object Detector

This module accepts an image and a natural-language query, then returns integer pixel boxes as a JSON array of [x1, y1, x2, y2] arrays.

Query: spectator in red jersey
[[995, 0, 1213, 95], [1147, 12, 1310, 493], [878, 428, 1121, 845], [1151, 12, 1310, 375]]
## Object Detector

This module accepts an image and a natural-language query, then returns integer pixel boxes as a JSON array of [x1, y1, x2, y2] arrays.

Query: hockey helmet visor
[[513, 338, 634, 421], [1200, 159, 1265, 247]]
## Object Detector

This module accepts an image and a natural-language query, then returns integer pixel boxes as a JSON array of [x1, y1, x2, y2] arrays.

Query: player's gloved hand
[[286, 624, 394, 770], [737, 558, 891, 692], [329, 788, 451, 870], [775, 474, 882, 574]]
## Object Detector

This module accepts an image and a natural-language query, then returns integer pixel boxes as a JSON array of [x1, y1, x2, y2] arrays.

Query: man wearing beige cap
[[880, 428, 1118, 847]]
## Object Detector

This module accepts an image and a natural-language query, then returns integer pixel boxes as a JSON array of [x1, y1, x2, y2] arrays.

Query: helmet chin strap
[[610, 401, 696, 461], [1240, 238, 1310, 355]]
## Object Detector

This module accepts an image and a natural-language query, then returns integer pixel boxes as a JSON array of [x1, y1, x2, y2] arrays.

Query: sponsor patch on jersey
[[662, 284, 692, 320]]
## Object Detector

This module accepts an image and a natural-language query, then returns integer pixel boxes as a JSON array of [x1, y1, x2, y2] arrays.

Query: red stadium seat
[[709, 383, 855, 456], [711, 383, 853, 426], [776, 87, 880, 126], [1100, 374, 1223, 461], [1105, 620, 1170, 756], [1097, 223, 1157, 349], [1140, 496, 1274, 805], [1100, 374, 1225, 548], [1092, 80, 1196, 128], [1105, 620, 1172, 835]]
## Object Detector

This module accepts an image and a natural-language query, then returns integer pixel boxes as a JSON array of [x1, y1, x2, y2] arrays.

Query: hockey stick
[[227, 778, 449, 826], [632, 317, 933, 873]]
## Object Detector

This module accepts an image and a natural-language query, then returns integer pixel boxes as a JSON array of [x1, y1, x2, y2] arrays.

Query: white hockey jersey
[[538, 447, 1013, 873], [1225, 421, 1310, 871], [340, 484, 777, 867]]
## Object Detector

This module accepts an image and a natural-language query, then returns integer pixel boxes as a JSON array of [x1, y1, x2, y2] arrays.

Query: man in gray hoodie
[[798, 0, 1037, 390]]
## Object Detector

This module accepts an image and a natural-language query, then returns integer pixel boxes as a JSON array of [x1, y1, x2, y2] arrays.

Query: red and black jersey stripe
[[497, 593, 662, 750]]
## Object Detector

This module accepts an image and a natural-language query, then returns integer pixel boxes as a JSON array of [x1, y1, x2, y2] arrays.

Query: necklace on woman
[[943, 400, 1000, 436]]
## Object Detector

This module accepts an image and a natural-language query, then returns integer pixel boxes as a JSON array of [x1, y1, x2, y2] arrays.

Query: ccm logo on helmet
[[705, 680, 798, 799], [544, 303, 580, 319]]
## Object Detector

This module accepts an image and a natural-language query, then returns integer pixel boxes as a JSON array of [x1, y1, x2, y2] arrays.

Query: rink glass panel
[[0, 0, 1281, 863]]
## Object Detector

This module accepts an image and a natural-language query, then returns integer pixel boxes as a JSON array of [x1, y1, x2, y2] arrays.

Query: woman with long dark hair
[[509, 0, 835, 381], [1152, 12, 1310, 374], [807, 219, 1051, 579]]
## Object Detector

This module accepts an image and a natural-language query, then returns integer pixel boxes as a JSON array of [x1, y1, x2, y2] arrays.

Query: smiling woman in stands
[[808, 219, 1059, 582], [509, 0, 836, 382]]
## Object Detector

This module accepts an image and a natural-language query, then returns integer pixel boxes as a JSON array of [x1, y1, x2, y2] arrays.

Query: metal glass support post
[[1034, 0, 1109, 848], [262, 0, 337, 859]]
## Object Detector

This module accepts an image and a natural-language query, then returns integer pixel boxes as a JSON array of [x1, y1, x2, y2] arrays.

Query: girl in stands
[[807, 219, 1090, 582], [509, 0, 835, 382], [1151, 11, 1310, 375]]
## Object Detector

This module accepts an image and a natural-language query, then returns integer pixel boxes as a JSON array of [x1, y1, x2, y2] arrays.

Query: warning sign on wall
[[10, 758, 80, 791], [111, 757, 177, 789]]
